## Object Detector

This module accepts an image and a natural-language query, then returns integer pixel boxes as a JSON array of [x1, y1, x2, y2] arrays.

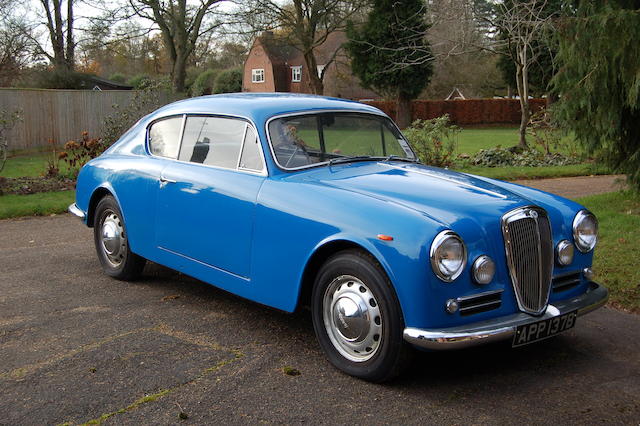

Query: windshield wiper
[[383, 154, 420, 163], [328, 155, 379, 166]]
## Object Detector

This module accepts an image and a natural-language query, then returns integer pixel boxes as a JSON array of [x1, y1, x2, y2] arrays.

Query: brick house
[[242, 31, 379, 100]]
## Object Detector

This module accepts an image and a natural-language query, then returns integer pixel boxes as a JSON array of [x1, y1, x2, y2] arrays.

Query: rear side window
[[148, 116, 183, 158], [179, 116, 246, 169]]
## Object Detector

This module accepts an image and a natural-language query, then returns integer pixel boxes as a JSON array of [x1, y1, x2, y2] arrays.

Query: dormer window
[[252, 69, 265, 83], [291, 66, 302, 82]]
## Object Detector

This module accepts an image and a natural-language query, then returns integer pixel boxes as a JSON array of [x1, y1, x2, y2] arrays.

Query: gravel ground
[[0, 174, 634, 424], [511, 174, 626, 199], [1, 208, 638, 424]]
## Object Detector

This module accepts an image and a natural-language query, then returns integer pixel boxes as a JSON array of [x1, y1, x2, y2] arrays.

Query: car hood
[[288, 162, 536, 229]]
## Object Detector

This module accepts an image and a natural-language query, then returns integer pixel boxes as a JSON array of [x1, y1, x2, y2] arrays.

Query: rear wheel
[[93, 195, 145, 280], [311, 250, 411, 382]]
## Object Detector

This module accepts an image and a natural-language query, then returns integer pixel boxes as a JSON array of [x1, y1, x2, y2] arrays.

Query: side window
[[148, 116, 183, 158], [239, 126, 264, 172], [179, 116, 246, 169]]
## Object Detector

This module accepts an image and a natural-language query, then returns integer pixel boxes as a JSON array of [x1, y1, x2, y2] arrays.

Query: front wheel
[[93, 195, 146, 280], [311, 250, 411, 382]]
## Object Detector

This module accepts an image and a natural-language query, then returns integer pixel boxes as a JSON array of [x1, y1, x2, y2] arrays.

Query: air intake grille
[[552, 271, 581, 292], [502, 207, 554, 315]]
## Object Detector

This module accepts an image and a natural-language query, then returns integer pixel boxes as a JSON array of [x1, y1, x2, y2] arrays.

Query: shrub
[[403, 115, 459, 167], [191, 69, 219, 97], [27, 69, 98, 89], [213, 68, 242, 94], [109, 73, 127, 84], [101, 80, 168, 148], [58, 131, 107, 178], [127, 74, 153, 89], [0, 109, 23, 172], [471, 146, 581, 167]]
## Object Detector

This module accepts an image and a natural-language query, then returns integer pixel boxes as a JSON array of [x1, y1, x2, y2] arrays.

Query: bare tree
[[491, 0, 557, 147], [244, 0, 366, 95], [38, 0, 76, 71], [127, 0, 227, 93], [0, 17, 32, 85], [423, 0, 500, 98]]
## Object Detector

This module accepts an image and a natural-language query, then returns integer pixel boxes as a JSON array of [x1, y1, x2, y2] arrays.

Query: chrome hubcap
[[323, 275, 382, 362], [101, 211, 125, 267]]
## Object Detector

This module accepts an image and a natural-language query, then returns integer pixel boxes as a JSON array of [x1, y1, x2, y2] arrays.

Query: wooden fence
[[1, 90, 548, 151], [364, 98, 548, 126], [0, 88, 154, 151]]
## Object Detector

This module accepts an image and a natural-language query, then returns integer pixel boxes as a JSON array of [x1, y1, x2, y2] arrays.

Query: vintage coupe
[[70, 93, 607, 381]]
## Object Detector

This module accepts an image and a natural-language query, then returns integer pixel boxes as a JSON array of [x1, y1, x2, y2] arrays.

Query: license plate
[[512, 310, 577, 347]]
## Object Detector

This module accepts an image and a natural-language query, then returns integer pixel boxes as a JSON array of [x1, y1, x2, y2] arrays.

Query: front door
[[153, 115, 266, 278]]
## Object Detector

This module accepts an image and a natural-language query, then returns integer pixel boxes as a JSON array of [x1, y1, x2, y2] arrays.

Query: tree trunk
[[172, 54, 187, 93], [396, 93, 412, 129], [303, 50, 324, 95], [515, 56, 529, 148], [65, 0, 74, 70], [518, 99, 530, 148]]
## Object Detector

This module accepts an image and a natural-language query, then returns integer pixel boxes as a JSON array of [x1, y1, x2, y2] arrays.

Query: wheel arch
[[86, 186, 117, 227], [296, 238, 402, 319]]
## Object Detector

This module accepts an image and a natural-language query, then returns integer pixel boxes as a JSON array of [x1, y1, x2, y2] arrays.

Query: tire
[[93, 195, 146, 281], [311, 249, 412, 382]]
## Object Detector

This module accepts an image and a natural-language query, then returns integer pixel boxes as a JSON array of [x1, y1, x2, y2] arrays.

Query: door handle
[[159, 175, 176, 184]]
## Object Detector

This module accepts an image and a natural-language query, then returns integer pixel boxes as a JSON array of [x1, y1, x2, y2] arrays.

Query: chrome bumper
[[68, 203, 86, 220], [403, 282, 608, 350]]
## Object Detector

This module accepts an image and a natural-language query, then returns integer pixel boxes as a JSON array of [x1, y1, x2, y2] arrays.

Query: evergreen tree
[[552, 0, 640, 190], [346, 0, 433, 128]]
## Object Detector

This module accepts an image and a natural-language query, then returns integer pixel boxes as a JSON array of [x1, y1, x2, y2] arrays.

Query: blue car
[[70, 93, 608, 382]]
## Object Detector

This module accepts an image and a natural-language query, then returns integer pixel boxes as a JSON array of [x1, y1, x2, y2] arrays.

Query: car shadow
[[132, 262, 597, 388]]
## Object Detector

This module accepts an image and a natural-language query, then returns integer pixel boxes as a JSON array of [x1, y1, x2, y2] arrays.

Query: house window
[[252, 69, 265, 83], [291, 66, 302, 82], [317, 64, 325, 78]]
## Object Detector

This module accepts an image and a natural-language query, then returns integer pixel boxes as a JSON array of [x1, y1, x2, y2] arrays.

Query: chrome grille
[[502, 206, 554, 315]]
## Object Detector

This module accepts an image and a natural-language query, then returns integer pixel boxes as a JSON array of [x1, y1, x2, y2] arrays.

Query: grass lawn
[[0, 190, 74, 220], [456, 127, 520, 154], [576, 191, 640, 313], [1, 152, 69, 178]]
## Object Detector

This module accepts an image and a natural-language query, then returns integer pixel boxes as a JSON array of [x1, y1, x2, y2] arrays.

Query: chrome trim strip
[[403, 281, 608, 350], [68, 203, 86, 220], [456, 289, 503, 303], [158, 246, 250, 282]]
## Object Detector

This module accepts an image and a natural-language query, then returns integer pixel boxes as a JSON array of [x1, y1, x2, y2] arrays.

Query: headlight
[[556, 240, 574, 266], [573, 210, 598, 253], [472, 255, 495, 284], [430, 230, 467, 282]]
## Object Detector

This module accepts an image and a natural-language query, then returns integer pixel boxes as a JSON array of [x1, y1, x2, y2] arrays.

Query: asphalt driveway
[[1, 214, 639, 424]]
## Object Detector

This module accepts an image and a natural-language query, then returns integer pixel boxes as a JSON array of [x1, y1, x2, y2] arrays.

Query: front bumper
[[403, 281, 608, 350]]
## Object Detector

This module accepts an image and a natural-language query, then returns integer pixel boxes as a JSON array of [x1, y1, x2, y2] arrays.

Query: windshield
[[268, 112, 416, 169]]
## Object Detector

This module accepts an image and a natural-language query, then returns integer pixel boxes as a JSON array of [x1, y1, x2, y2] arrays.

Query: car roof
[[147, 93, 385, 125]]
